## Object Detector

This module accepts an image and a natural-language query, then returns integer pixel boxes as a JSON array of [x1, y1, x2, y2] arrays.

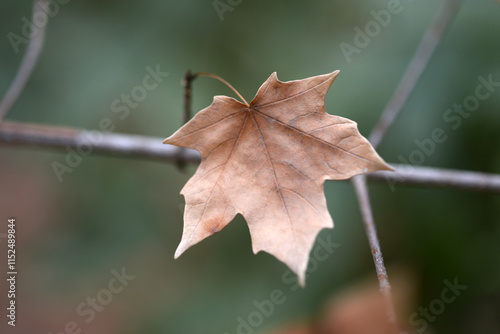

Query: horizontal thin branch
[[0, 121, 199, 163], [368, 164, 500, 195], [1, 121, 499, 194]]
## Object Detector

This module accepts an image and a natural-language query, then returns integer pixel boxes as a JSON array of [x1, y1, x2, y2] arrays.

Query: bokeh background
[[1, 0, 500, 333]]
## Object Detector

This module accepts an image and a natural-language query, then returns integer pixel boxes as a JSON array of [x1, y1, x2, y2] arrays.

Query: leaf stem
[[195, 72, 249, 107]]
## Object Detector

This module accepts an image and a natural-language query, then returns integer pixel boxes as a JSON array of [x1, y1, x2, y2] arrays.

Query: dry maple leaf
[[164, 71, 392, 285]]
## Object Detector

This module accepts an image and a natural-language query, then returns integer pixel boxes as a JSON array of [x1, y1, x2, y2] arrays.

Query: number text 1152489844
[[7, 218, 17, 327]]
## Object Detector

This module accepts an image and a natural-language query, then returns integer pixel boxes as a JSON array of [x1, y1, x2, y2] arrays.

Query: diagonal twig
[[353, 1, 464, 331], [0, 0, 50, 120], [369, 0, 464, 149], [352, 175, 400, 331]]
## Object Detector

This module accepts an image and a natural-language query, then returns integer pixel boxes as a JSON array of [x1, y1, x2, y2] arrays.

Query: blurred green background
[[1, 0, 499, 333]]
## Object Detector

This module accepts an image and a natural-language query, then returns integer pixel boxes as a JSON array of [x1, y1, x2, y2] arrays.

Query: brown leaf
[[164, 71, 391, 285]]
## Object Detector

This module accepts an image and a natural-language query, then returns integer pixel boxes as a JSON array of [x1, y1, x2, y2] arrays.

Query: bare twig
[[2, 121, 500, 194], [369, 164, 500, 194], [352, 176, 400, 332], [0, 0, 49, 120], [356, 1, 464, 330], [0, 121, 199, 162], [182, 70, 196, 124], [369, 0, 464, 148], [174, 70, 198, 171]]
